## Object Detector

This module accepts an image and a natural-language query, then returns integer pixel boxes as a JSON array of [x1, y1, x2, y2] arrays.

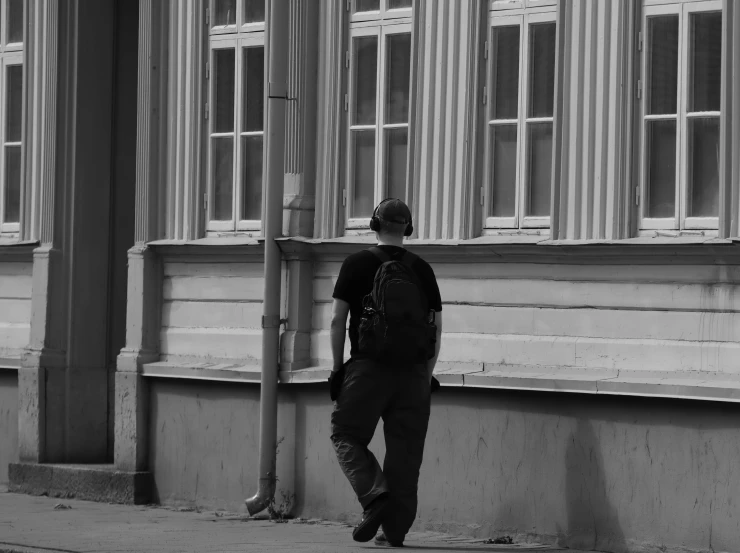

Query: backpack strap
[[368, 246, 392, 263], [400, 251, 419, 270]]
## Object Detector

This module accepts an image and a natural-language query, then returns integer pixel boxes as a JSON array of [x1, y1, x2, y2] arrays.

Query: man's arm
[[330, 299, 351, 372], [427, 311, 443, 382]]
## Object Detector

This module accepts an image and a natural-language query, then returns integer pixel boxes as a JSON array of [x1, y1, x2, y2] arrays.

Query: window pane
[[212, 137, 234, 220], [8, 0, 22, 44], [213, 49, 236, 133], [214, 0, 236, 26], [385, 128, 407, 201], [690, 12, 722, 113], [646, 119, 676, 218], [492, 26, 520, 120], [490, 125, 517, 217], [241, 136, 263, 220], [386, 33, 411, 124], [688, 117, 719, 218], [355, 0, 380, 12], [526, 123, 552, 217], [388, 0, 412, 9], [648, 16, 679, 115], [354, 36, 378, 126], [244, 0, 265, 24], [351, 131, 375, 218], [3, 145, 20, 223], [7, 65, 22, 143], [243, 47, 264, 132], [529, 23, 556, 118]]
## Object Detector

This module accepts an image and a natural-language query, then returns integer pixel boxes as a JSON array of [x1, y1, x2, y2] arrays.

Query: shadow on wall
[[560, 419, 628, 553]]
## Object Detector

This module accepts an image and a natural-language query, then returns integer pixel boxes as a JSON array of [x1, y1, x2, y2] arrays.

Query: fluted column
[[552, 0, 636, 240], [412, 0, 482, 239], [313, 0, 345, 238], [166, 0, 204, 241], [282, 0, 317, 237]]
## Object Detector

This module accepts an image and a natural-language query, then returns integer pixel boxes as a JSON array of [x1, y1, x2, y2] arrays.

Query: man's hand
[[328, 364, 347, 401]]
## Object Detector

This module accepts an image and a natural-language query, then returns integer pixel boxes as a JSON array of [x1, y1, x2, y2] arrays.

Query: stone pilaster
[[114, 0, 168, 472], [17, 0, 61, 462]]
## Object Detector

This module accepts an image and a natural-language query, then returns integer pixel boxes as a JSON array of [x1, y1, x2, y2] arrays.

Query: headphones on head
[[369, 198, 413, 237]]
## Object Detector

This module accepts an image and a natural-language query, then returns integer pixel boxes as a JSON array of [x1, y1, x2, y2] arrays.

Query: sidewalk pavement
[[0, 492, 579, 553]]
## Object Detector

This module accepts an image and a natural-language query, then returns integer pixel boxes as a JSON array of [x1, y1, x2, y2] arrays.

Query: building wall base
[[8, 463, 152, 505]]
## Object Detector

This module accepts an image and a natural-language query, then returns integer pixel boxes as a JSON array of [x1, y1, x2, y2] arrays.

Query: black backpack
[[357, 247, 437, 367]]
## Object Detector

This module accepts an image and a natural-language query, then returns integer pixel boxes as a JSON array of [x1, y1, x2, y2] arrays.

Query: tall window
[[345, 0, 413, 229], [0, 0, 22, 235], [207, 0, 266, 233], [639, 1, 722, 231], [483, 0, 556, 231]]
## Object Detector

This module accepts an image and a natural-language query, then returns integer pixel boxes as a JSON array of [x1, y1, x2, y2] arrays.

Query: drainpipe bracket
[[262, 315, 288, 329]]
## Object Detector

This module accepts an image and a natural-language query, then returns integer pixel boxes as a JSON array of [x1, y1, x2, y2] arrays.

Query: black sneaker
[[375, 532, 404, 547], [352, 495, 390, 542]]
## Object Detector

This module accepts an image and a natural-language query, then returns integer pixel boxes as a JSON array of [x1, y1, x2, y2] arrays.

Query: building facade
[[2, 0, 740, 551]]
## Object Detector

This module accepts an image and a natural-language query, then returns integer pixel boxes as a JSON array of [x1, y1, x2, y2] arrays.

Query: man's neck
[[377, 235, 404, 248]]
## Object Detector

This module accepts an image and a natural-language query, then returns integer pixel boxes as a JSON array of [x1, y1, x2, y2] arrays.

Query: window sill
[[141, 359, 740, 403], [142, 360, 262, 383], [0, 352, 21, 370], [148, 236, 262, 247]]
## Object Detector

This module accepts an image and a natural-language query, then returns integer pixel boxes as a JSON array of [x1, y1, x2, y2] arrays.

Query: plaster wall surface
[[0, 262, 32, 361], [148, 379, 296, 511], [311, 260, 740, 376], [160, 262, 265, 364], [0, 372, 19, 485], [148, 381, 740, 553]]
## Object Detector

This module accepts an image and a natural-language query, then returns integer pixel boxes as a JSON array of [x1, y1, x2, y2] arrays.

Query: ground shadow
[[562, 419, 628, 552]]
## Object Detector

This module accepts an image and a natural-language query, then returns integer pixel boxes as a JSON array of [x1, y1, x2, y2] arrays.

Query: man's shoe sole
[[352, 499, 390, 542]]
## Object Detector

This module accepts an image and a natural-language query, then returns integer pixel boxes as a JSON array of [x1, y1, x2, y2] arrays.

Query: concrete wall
[[0, 371, 18, 486], [0, 262, 32, 363], [148, 380, 740, 553]]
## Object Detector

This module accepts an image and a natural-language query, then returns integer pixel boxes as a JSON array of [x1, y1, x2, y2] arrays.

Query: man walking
[[329, 198, 443, 547]]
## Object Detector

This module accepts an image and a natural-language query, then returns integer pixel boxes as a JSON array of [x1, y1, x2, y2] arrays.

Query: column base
[[8, 463, 152, 505]]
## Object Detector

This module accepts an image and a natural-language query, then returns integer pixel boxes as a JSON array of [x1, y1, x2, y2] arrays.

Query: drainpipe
[[245, 0, 290, 516]]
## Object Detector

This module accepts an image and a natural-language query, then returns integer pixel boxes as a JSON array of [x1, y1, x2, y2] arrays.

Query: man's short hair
[[378, 218, 407, 236]]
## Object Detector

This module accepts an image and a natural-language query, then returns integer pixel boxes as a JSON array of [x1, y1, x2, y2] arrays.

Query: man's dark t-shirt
[[332, 245, 443, 358]]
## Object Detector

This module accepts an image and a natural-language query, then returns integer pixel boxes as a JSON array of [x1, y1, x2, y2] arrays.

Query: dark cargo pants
[[330, 358, 431, 541]]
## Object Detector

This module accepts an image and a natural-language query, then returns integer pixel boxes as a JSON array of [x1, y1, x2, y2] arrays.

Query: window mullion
[[375, 27, 385, 204], [234, 41, 244, 226], [516, 17, 528, 227], [678, 4, 688, 229]]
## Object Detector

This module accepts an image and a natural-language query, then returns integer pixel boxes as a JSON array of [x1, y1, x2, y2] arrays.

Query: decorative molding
[[412, 0, 483, 240], [166, 0, 204, 241], [22, 0, 58, 243], [313, 0, 345, 238], [135, 0, 169, 244]]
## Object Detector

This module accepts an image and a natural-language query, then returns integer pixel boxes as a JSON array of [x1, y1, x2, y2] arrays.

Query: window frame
[[205, 0, 266, 235], [638, 0, 722, 232], [482, 6, 556, 231], [344, 2, 413, 231], [490, 0, 556, 12], [0, 0, 23, 236]]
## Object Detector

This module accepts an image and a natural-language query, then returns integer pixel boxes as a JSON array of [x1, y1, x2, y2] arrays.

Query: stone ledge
[[8, 463, 152, 505]]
